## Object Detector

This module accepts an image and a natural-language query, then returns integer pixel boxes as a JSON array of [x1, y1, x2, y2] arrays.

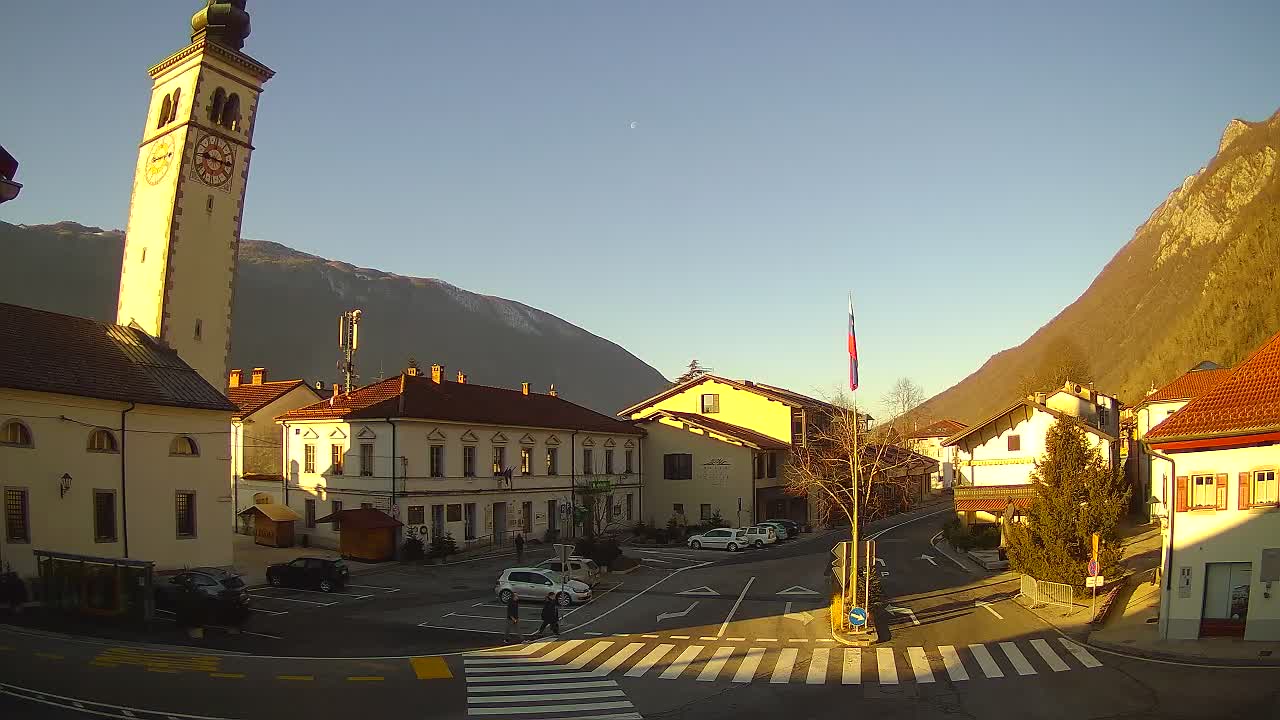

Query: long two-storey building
[[275, 364, 644, 552]]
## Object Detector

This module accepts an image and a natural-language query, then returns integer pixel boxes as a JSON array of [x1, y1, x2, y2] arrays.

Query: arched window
[[209, 88, 226, 124], [220, 93, 241, 132], [88, 428, 118, 453], [168, 87, 182, 124], [1, 420, 33, 448], [170, 435, 199, 457], [157, 94, 172, 129]]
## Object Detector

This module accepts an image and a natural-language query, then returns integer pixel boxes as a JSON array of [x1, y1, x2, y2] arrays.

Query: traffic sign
[[848, 606, 868, 627], [1085, 575, 1105, 588], [1088, 560, 1099, 577], [831, 541, 850, 589]]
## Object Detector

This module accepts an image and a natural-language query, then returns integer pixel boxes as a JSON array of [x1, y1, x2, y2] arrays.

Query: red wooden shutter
[[1239, 472, 1251, 510], [1215, 473, 1229, 510], [1175, 476, 1189, 512]]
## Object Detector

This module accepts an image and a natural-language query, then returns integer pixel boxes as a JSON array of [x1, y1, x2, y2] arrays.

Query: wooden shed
[[238, 503, 301, 548], [313, 508, 402, 562]]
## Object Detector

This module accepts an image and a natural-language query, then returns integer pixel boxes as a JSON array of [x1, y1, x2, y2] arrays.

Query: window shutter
[[1239, 472, 1251, 510], [1215, 473, 1229, 510], [1175, 476, 1188, 512]]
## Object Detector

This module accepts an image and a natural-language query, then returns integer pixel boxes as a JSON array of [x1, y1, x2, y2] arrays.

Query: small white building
[[1146, 332, 1280, 641], [0, 303, 236, 581], [226, 367, 322, 531], [905, 418, 967, 492], [944, 381, 1121, 525], [276, 364, 644, 551]]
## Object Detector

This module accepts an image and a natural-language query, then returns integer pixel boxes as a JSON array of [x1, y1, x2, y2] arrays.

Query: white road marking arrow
[[657, 601, 700, 622], [677, 586, 720, 596], [874, 557, 886, 567], [885, 604, 920, 625], [783, 601, 816, 625], [777, 585, 820, 596], [975, 600, 1004, 620], [918, 554, 938, 566]]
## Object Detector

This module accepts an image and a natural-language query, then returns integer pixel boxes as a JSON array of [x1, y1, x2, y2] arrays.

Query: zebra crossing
[[468, 636, 1103, 688], [464, 642, 642, 718]]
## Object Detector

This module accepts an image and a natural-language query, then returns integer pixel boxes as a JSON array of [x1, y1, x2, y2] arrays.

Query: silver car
[[538, 556, 602, 588], [687, 528, 748, 551], [496, 567, 592, 606]]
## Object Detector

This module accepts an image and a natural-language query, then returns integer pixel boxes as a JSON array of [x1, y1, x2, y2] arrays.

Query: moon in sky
[[629, 121, 638, 129]]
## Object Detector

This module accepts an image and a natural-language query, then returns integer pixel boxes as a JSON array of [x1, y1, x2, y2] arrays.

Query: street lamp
[[59, 473, 73, 498]]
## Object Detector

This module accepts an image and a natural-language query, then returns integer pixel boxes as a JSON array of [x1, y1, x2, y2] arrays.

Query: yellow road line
[[146, 668, 179, 673], [346, 676, 385, 681], [410, 656, 453, 680], [277, 675, 314, 681], [35, 652, 63, 660], [209, 673, 246, 679]]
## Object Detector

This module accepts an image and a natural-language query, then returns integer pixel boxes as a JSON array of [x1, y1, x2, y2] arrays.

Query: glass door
[[1201, 562, 1251, 637]]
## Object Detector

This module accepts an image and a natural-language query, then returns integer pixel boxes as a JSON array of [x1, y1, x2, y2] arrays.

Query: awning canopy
[[313, 507, 403, 529], [238, 503, 301, 522]]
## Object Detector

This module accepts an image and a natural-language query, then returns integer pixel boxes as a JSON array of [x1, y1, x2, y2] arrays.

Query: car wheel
[[499, 589, 514, 604], [268, 574, 282, 587], [726, 542, 739, 552], [557, 592, 572, 607], [754, 540, 764, 549], [691, 540, 702, 550], [319, 579, 333, 593]]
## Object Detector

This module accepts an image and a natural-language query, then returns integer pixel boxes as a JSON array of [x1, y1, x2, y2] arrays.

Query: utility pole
[[337, 309, 362, 391]]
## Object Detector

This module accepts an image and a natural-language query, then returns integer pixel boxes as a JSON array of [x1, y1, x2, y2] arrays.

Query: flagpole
[[848, 292, 860, 621]]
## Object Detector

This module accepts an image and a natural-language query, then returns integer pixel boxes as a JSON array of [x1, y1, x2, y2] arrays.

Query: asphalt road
[[2, 504, 1278, 719]]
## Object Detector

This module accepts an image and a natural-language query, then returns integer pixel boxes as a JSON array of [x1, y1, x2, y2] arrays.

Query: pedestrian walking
[[504, 593, 521, 643], [514, 532, 525, 563], [538, 592, 560, 637]]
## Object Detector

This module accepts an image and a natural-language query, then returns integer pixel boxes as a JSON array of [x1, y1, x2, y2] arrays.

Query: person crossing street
[[503, 593, 521, 643], [537, 591, 560, 637]]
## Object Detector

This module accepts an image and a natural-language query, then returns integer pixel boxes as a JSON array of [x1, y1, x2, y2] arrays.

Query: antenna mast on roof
[[337, 309, 362, 392]]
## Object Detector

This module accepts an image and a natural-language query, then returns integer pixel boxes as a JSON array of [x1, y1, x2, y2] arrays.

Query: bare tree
[[881, 377, 925, 423], [1016, 336, 1093, 398]]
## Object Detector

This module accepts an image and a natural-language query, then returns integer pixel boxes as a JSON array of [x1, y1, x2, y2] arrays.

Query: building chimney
[[228, 369, 243, 388], [405, 365, 419, 377], [522, 382, 530, 396], [549, 384, 557, 397], [332, 382, 343, 399], [251, 367, 266, 385], [456, 371, 467, 384], [1033, 392, 1046, 405], [431, 364, 443, 384], [315, 381, 325, 392]]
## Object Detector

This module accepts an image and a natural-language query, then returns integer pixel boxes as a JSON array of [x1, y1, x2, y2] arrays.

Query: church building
[[0, 2, 273, 590]]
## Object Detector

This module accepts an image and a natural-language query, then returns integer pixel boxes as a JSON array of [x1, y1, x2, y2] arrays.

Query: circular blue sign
[[848, 607, 868, 627]]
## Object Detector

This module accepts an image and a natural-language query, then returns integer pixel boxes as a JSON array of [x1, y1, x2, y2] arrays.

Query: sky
[[2, 1, 1277, 413]]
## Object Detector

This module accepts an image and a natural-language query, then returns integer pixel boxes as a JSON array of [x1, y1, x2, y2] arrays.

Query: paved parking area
[[418, 580, 628, 636], [244, 581, 404, 615]]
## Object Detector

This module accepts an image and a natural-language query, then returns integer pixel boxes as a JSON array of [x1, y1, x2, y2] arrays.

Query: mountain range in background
[[0, 221, 670, 415], [918, 110, 1280, 424]]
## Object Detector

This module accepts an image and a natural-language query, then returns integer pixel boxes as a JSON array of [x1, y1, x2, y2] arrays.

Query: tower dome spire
[[191, 1, 252, 50]]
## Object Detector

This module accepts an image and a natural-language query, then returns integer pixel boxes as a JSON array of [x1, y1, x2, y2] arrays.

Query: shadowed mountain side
[[0, 221, 669, 414]]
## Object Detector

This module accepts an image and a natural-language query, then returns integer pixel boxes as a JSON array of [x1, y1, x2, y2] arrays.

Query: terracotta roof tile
[[640, 410, 790, 450], [228, 380, 312, 420], [278, 374, 642, 435], [1141, 367, 1233, 405], [0, 303, 235, 412], [1147, 329, 1280, 441], [907, 418, 968, 439]]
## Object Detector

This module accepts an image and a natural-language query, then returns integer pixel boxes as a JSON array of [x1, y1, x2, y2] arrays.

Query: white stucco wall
[[231, 383, 322, 528], [640, 420, 757, 528], [953, 408, 1114, 488], [1161, 442, 1280, 641], [0, 389, 232, 580]]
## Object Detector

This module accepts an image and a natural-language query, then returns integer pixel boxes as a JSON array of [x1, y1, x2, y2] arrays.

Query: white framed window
[[430, 445, 445, 478], [701, 394, 720, 413], [360, 443, 374, 476], [604, 449, 614, 474], [1191, 474, 1216, 509], [303, 444, 316, 473], [1253, 470, 1277, 506], [330, 444, 344, 475], [87, 429, 118, 453], [546, 447, 558, 476], [700, 503, 712, 521], [624, 449, 633, 474], [175, 491, 197, 538], [463, 446, 476, 477], [492, 446, 505, 475], [520, 447, 532, 475]]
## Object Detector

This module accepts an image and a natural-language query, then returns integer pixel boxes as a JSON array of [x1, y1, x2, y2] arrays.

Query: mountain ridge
[[0, 220, 670, 415]]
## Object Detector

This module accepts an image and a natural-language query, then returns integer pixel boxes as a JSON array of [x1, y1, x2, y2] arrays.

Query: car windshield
[[585, 560, 599, 571], [221, 575, 245, 589]]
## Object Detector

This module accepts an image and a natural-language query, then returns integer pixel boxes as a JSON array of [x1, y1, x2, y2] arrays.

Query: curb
[[928, 533, 978, 574], [1086, 635, 1280, 668]]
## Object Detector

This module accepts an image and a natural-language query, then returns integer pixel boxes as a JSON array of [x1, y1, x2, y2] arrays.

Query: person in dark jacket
[[514, 532, 525, 563], [504, 594, 521, 643], [537, 592, 560, 636]]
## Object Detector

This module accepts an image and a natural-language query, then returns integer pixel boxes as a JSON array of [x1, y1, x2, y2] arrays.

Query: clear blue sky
[[3, 1, 1277, 412]]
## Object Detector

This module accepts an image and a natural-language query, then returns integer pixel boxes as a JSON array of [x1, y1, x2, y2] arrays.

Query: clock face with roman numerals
[[192, 133, 235, 189]]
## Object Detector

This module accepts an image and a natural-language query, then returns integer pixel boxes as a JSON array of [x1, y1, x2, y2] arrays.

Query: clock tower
[[117, 1, 274, 391]]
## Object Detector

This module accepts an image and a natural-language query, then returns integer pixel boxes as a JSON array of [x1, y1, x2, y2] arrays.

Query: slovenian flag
[[848, 297, 859, 391]]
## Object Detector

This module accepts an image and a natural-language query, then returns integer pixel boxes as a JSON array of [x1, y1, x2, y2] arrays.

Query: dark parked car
[[266, 557, 350, 592], [765, 519, 802, 538], [154, 568, 249, 625]]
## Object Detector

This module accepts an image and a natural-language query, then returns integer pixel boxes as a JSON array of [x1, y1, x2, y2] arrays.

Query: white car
[[687, 528, 748, 552], [758, 521, 790, 540], [742, 525, 778, 549], [538, 556, 603, 588], [496, 567, 592, 606]]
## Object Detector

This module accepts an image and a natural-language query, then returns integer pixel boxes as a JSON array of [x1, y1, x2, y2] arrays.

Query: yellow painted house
[[620, 374, 836, 528]]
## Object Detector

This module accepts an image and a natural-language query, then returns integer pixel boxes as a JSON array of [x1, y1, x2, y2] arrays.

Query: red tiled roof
[[228, 380, 314, 420], [618, 374, 835, 417], [1141, 367, 1232, 405], [0, 303, 235, 412], [639, 410, 790, 450], [907, 418, 968, 439], [1147, 329, 1280, 441], [943, 399, 1116, 447], [312, 508, 402, 529], [278, 373, 642, 435]]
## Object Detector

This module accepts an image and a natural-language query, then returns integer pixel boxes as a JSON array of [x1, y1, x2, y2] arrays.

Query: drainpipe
[[282, 421, 289, 506], [120, 403, 135, 558], [1145, 443, 1176, 640], [570, 430, 579, 539], [231, 420, 240, 532], [387, 418, 399, 553], [637, 435, 644, 526]]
